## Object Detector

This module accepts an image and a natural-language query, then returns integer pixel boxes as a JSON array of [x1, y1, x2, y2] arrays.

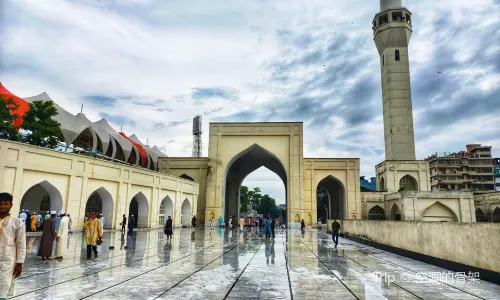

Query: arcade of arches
[[2, 139, 198, 230]]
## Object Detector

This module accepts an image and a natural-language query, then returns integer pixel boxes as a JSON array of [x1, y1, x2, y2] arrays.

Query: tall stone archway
[[20, 181, 63, 213], [181, 199, 191, 227], [159, 196, 174, 226], [129, 192, 149, 228], [85, 187, 114, 229], [316, 175, 345, 220], [222, 144, 287, 221]]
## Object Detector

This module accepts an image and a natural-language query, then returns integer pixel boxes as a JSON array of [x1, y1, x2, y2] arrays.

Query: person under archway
[[264, 217, 271, 240], [164, 216, 173, 240], [84, 212, 103, 260], [300, 219, 305, 230], [191, 216, 197, 228], [55, 212, 70, 260], [128, 215, 136, 238], [38, 211, 56, 260], [121, 214, 127, 232], [331, 218, 341, 248]]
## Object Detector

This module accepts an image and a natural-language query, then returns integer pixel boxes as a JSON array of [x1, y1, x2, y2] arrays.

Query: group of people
[[18, 209, 73, 233], [37, 210, 71, 260], [264, 216, 277, 240]]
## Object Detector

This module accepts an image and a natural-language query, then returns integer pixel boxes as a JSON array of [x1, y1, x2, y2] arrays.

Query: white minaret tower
[[373, 0, 430, 194], [373, 0, 415, 161]]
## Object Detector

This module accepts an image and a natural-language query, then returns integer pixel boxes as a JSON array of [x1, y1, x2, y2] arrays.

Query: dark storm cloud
[[99, 112, 136, 127], [192, 87, 235, 101], [83, 95, 117, 107]]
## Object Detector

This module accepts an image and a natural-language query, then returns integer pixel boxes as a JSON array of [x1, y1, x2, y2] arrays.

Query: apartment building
[[425, 144, 495, 193], [494, 157, 500, 191]]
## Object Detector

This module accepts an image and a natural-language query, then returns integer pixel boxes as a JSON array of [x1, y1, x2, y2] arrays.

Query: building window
[[395, 50, 400, 61], [368, 206, 386, 220], [382, 55, 385, 66], [392, 11, 403, 22], [399, 175, 418, 191], [378, 14, 388, 26], [406, 13, 411, 24]]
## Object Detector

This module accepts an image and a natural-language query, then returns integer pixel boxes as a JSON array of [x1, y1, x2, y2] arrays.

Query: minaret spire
[[373, 0, 415, 160]]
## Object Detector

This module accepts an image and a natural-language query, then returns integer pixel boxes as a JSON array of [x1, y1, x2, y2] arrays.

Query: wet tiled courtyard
[[13, 228, 500, 299]]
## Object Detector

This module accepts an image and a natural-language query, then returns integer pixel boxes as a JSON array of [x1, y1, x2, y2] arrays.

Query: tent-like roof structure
[[152, 146, 167, 157], [4, 84, 167, 170], [75, 113, 111, 154], [94, 119, 134, 162], [0, 82, 30, 128], [120, 132, 147, 167], [24, 93, 93, 148]]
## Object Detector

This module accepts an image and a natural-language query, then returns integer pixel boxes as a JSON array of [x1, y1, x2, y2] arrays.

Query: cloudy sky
[[1, 0, 499, 204]]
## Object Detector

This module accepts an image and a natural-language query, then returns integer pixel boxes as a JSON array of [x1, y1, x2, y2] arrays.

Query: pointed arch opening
[[20, 181, 63, 213], [159, 196, 174, 226], [399, 174, 418, 191], [181, 199, 191, 227], [493, 207, 500, 223], [85, 187, 114, 229], [129, 192, 149, 228], [316, 175, 345, 220], [368, 205, 386, 220], [222, 144, 287, 223], [422, 202, 458, 222], [379, 176, 386, 191], [475, 208, 487, 222], [390, 203, 401, 220]]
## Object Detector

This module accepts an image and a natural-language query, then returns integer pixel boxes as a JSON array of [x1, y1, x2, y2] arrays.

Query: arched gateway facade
[[158, 122, 361, 225]]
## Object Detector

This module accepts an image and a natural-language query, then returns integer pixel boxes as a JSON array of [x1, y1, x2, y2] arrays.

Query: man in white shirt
[[99, 214, 105, 232]]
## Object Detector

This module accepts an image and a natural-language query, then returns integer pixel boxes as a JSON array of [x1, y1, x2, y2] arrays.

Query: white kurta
[[0, 217, 26, 298], [55, 216, 70, 257], [100, 217, 105, 232]]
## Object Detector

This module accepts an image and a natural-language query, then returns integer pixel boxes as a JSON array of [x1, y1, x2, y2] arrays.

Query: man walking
[[36, 212, 42, 231], [331, 218, 341, 248], [271, 217, 276, 239], [191, 216, 197, 228], [99, 214, 105, 232], [164, 216, 173, 240], [30, 213, 37, 232], [239, 216, 244, 230], [84, 212, 102, 260], [121, 214, 127, 232], [19, 210, 27, 231], [317, 219, 322, 231], [0, 193, 26, 299], [128, 215, 136, 238], [55, 213, 61, 232], [67, 213, 73, 234], [38, 211, 56, 260], [264, 217, 271, 240], [55, 212, 70, 260]]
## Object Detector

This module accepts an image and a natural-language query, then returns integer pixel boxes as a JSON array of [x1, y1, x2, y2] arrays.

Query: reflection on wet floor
[[13, 228, 500, 300]]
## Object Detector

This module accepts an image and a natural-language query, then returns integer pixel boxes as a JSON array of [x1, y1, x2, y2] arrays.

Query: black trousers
[[121, 224, 126, 231], [87, 245, 98, 258], [271, 229, 275, 238]]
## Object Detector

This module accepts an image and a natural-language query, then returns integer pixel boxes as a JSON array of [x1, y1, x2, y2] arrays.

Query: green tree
[[249, 187, 262, 207], [0, 96, 20, 141], [316, 188, 328, 221], [21, 100, 61, 148], [257, 194, 278, 217], [240, 185, 249, 212]]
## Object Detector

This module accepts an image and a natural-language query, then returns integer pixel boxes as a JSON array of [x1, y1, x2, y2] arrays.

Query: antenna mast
[[192, 115, 202, 157]]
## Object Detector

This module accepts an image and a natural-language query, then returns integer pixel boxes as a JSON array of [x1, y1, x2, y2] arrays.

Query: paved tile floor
[[12, 228, 500, 300]]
